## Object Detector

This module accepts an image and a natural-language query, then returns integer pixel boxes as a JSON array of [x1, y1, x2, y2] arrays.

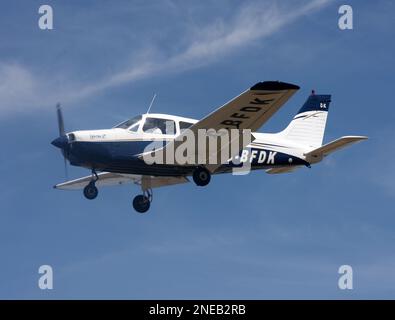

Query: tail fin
[[279, 93, 331, 148]]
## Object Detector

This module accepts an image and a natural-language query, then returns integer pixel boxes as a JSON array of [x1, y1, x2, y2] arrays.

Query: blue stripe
[[66, 140, 309, 175], [297, 94, 331, 114]]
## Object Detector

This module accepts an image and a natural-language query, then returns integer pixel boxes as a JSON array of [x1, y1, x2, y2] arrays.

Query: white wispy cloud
[[0, 0, 332, 116], [0, 64, 47, 114]]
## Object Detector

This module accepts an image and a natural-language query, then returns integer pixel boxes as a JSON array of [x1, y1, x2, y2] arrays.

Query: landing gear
[[83, 169, 99, 200], [133, 188, 152, 213], [133, 195, 150, 213], [193, 166, 211, 186], [83, 182, 98, 200]]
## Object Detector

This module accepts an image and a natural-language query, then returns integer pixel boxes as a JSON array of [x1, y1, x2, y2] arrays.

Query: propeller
[[51, 103, 69, 179], [56, 103, 65, 136]]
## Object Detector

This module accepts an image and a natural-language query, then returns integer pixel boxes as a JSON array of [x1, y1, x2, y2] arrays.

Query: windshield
[[114, 115, 142, 129]]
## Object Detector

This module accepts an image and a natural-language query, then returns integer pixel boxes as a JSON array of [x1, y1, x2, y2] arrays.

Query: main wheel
[[83, 183, 98, 200], [133, 195, 150, 213], [193, 166, 211, 186]]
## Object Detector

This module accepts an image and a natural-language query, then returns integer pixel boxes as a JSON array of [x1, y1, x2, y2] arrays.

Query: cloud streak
[[0, 0, 332, 116]]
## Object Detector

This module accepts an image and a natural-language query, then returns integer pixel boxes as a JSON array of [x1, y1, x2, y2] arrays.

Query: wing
[[188, 81, 299, 132], [140, 81, 299, 170], [54, 172, 189, 190]]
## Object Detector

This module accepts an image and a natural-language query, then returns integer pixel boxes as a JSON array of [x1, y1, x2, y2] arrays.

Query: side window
[[143, 118, 175, 135], [179, 121, 193, 133]]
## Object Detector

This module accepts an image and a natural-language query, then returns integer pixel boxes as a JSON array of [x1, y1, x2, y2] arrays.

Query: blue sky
[[0, 0, 395, 299]]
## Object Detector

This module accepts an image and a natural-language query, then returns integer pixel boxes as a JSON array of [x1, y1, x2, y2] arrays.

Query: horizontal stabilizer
[[304, 135, 367, 163], [265, 166, 302, 174]]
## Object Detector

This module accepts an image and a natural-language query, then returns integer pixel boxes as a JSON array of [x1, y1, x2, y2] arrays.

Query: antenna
[[146, 93, 157, 114]]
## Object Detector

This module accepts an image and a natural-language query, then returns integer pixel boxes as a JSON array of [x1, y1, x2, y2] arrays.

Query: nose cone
[[51, 135, 68, 149]]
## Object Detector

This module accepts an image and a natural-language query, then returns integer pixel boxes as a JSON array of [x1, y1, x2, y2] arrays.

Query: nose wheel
[[83, 182, 98, 200], [83, 169, 99, 200], [133, 188, 152, 213]]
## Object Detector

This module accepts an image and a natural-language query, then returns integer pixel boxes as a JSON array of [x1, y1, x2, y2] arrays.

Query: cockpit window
[[143, 118, 175, 135], [114, 115, 142, 129], [179, 121, 193, 133]]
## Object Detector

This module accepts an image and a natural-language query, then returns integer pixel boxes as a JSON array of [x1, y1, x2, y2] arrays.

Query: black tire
[[133, 195, 150, 213], [83, 183, 98, 200], [193, 167, 211, 186]]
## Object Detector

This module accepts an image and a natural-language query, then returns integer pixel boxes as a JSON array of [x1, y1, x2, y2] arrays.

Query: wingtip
[[251, 81, 300, 91], [343, 135, 369, 140]]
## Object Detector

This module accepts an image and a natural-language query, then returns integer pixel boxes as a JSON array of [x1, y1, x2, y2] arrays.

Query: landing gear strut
[[133, 188, 152, 213], [193, 166, 211, 186], [83, 169, 99, 200]]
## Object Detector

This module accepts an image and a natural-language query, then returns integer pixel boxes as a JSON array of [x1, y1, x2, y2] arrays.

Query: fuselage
[[54, 113, 310, 176]]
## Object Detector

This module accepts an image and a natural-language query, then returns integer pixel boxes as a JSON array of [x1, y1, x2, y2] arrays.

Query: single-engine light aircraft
[[51, 81, 367, 213]]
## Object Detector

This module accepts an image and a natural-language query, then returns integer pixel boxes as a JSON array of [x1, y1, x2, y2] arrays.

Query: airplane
[[51, 81, 367, 213]]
